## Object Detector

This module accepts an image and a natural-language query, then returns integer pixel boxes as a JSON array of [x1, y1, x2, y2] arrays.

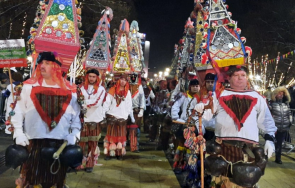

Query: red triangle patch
[[219, 95, 257, 131], [30, 86, 72, 131]]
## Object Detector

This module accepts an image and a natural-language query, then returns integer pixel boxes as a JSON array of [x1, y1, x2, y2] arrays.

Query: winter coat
[[270, 87, 292, 131], [270, 101, 292, 131]]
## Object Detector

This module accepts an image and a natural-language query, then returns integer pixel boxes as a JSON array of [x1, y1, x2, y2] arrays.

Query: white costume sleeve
[[103, 93, 113, 115], [11, 85, 28, 139], [257, 96, 277, 137], [150, 89, 155, 100], [126, 91, 133, 115], [70, 94, 82, 130], [138, 85, 146, 109], [171, 94, 185, 120]]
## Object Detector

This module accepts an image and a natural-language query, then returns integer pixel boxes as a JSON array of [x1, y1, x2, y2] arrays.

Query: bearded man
[[78, 69, 106, 172]]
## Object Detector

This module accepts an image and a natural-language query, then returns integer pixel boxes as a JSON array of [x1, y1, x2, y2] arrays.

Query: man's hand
[[65, 134, 77, 145], [194, 103, 205, 113], [65, 128, 80, 145], [131, 115, 135, 123], [138, 109, 144, 117], [175, 119, 185, 124], [15, 134, 29, 146], [264, 140, 275, 158]]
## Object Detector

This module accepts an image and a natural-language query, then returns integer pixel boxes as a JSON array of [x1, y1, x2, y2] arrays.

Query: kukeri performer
[[151, 80, 169, 145], [195, 66, 277, 188], [77, 69, 107, 172], [160, 79, 178, 151], [171, 79, 201, 173], [103, 74, 133, 160], [142, 77, 155, 134], [127, 73, 145, 152], [10, 52, 81, 188], [199, 73, 217, 141]]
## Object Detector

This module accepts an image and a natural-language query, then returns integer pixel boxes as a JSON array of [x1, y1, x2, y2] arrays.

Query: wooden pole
[[7, 68, 15, 103], [198, 112, 204, 188]]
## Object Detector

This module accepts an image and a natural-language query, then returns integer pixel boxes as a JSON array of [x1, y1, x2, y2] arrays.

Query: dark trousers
[[143, 106, 152, 133], [275, 130, 288, 161]]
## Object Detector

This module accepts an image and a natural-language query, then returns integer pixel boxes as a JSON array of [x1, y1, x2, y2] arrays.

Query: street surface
[[0, 127, 294, 188]]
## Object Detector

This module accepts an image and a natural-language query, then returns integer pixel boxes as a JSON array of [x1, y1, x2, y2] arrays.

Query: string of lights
[[21, 12, 27, 38], [0, 5, 32, 28], [7, 21, 12, 39], [0, 0, 32, 16]]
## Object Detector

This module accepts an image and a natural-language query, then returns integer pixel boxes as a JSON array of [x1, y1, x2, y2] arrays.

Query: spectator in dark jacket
[[270, 86, 292, 164]]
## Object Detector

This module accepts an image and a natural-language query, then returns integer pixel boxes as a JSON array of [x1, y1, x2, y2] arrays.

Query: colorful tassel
[[5, 120, 11, 125], [117, 142, 122, 149], [94, 146, 100, 157], [109, 143, 116, 151], [104, 148, 108, 155], [104, 142, 109, 148], [173, 161, 178, 169], [122, 147, 126, 156]]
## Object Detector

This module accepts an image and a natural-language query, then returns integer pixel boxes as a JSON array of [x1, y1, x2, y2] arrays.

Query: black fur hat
[[205, 73, 216, 81], [189, 79, 199, 86], [86, 69, 100, 76], [37, 52, 61, 66]]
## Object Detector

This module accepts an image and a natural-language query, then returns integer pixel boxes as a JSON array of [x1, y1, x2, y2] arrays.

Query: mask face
[[130, 74, 137, 83]]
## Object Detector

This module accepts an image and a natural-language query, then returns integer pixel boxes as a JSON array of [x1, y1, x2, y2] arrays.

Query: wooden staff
[[198, 91, 213, 188], [172, 92, 213, 188], [7, 68, 15, 102]]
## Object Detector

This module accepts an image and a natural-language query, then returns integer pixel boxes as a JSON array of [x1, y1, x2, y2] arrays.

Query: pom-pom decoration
[[245, 46, 252, 57], [240, 37, 246, 44], [236, 28, 241, 34], [201, 54, 208, 64]]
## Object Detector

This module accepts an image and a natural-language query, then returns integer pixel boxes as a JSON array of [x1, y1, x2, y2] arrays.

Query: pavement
[[0, 127, 295, 188]]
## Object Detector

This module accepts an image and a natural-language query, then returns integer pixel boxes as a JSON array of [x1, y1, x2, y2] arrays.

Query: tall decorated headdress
[[83, 7, 113, 70], [193, 0, 252, 82], [34, 0, 81, 73], [112, 19, 132, 74], [129, 20, 144, 73]]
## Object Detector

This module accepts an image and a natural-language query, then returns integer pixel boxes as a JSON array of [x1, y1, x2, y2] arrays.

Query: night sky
[[134, 0, 194, 73], [134, 0, 253, 73]]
